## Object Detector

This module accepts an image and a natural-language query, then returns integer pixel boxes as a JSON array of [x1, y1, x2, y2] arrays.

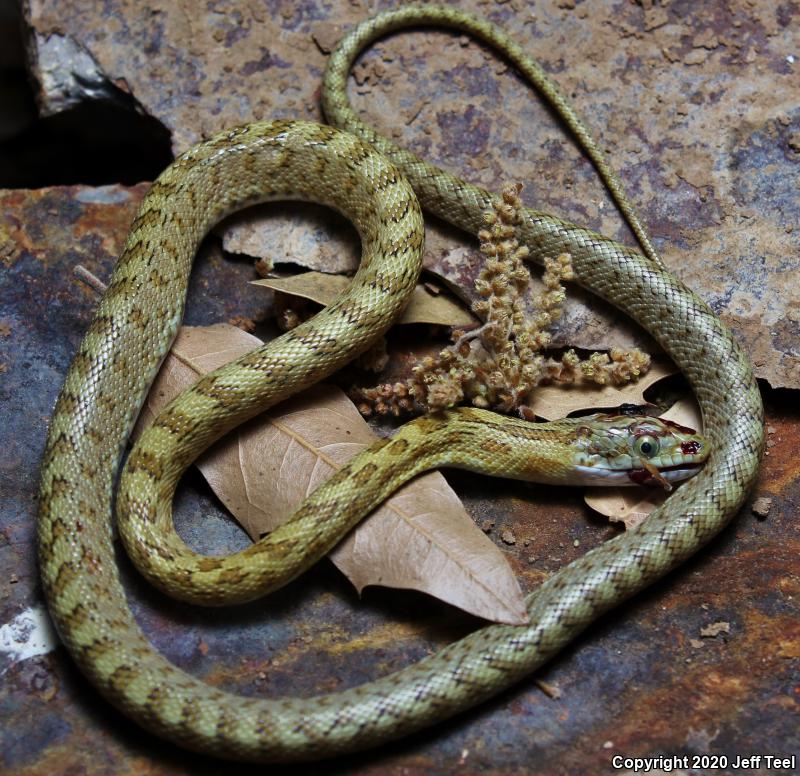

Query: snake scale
[[38, 4, 764, 763]]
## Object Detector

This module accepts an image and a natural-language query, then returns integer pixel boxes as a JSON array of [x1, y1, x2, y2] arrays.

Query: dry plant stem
[[356, 184, 650, 417], [74, 264, 109, 294]]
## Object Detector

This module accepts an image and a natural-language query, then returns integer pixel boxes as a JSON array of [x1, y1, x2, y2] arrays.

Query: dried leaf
[[751, 496, 772, 519], [699, 621, 730, 638], [253, 272, 477, 327], [219, 202, 360, 274], [584, 489, 664, 531], [135, 324, 528, 625], [583, 398, 704, 528], [133, 325, 259, 428], [534, 679, 562, 699], [529, 359, 677, 421]]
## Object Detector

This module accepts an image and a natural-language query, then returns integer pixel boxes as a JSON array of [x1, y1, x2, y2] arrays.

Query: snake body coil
[[38, 6, 763, 763]]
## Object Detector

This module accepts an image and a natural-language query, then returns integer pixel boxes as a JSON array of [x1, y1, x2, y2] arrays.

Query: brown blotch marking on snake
[[410, 416, 447, 435], [437, 428, 471, 450], [83, 424, 106, 448], [125, 448, 165, 480], [297, 500, 340, 533], [47, 474, 71, 500], [335, 297, 366, 326], [373, 168, 400, 192], [180, 186, 199, 214], [105, 274, 136, 295], [340, 170, 359, 196], [153, 407, 197, 437], [371, 268, 401, 294], [80, 635, 117, 663], [387, 438, 409, 455], [148, 268, 172, 289], [66, 602, 93, 631], [351, 462, 379, 488], [371, 455, 416, 493], [50, 555, 79, 586], [311, 152, 330, 178], [97, 391, 120, 415], [72, 512, 91, 532], [103, 615, 134, 633], [108, 664, 141, 696], [196, 556, 225, 572], [383, 195, 413, 224], [146, 684, 169, 711], [237, 349, 272, 370], [295, 330, 341, 356], [78, 459, 100, 481], [146, 541, 176, 564], [216, 710, 245, 742], [127, 306, 149, 329], [86, 315, 117, 338], [151, 178, 183, 197], [168, 210, 188, 232], [177, 700, 207, 736], [219, 566, 250, 587], [347, 140, 371, 164], [260, 535, 297, 560], [67, 349, 95, 378], [42, 431, 73, 465], [78, 542, 105, 573], [130, 645, 157, 661], [47, 516, 70, 540], [111, 246, 140, 272], [327, 440, 389, 484], [132, 206, 166, 233], [482, 438, 513, 456]]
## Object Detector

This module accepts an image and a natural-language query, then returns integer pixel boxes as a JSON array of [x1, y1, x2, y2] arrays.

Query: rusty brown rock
[[22, 0, 799, 386], [3, 1, 799, 772]]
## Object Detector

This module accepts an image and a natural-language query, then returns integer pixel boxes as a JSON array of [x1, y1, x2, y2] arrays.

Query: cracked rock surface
[[23, 0, 800, 387]]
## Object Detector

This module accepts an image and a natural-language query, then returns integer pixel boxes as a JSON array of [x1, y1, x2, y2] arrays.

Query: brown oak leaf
[[253, 272, 477, 327], [134, 324, 528, 625]]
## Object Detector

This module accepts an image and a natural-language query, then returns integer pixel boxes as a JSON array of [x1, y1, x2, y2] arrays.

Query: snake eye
[[634, 435, 660, 458]]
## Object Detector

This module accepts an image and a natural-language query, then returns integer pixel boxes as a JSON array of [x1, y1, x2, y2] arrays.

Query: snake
[[119, 409, 709, 606], [37, 4, 764, 764]]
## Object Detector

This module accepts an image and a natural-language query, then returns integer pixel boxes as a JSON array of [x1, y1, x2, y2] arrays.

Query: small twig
[[74, 264, 108, 295], [405, 98, 430, 125], [452, 321, 493, 349], [535, 678, 562, 700]]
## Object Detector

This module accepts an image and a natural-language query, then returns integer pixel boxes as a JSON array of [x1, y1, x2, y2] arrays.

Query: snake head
[[571, 413, 709, 490]]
